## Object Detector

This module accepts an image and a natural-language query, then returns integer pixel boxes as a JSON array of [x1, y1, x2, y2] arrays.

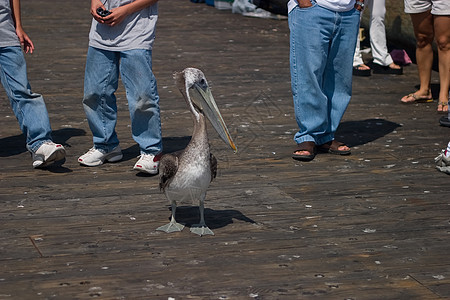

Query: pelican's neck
[[184, 113, 209, 159], [192, 113, 208, 144]]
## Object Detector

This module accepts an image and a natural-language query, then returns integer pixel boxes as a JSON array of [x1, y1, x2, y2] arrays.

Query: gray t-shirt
[[0, 0, 20, 47], [89, 0, 158, 51]]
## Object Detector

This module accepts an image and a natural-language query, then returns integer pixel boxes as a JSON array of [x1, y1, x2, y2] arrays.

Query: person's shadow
[[336, 118, 402, 147], [131, 136, 192, 177], [0, 127, 86, 157], [122, 136, 192, 161], [0, 128, 86, 173]]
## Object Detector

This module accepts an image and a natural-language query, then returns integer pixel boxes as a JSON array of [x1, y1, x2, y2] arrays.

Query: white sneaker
[[435, 150, 450, 175], [32, 141, 66, 169], [133, 153, 161, 174], [78, 146, 123, 167]]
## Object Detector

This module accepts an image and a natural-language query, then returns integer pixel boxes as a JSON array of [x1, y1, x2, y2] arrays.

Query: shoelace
[[84, 147, 106, 156], [139, 154, 155, 162]]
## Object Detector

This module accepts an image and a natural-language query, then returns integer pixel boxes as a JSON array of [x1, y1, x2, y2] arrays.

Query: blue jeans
[[289, 3, 360, 145], [83, 47, 162, 155], [0, 46, 53, 152]]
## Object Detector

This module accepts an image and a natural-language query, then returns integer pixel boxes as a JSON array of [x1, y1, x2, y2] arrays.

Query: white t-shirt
[[89, 0, 158, 51], [288, 0, 355, 13], [0, 0, 20, 48]]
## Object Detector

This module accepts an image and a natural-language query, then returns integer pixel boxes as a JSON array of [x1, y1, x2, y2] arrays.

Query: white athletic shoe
[[435, 150, 450, 175], [78, 146, 123, 167], [32, 142, 66, 169], [133, 153, 160, 174]]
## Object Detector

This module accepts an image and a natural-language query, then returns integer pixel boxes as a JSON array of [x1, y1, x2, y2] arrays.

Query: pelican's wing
[[210, 152, 217, 182], [159, 153, 179, 191]]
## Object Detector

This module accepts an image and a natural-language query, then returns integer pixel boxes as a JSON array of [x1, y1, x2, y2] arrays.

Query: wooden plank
[[1, 0, 450, 298]]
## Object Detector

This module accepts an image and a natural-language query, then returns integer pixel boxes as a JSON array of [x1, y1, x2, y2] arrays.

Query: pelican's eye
[[199, 78, 207, 89]]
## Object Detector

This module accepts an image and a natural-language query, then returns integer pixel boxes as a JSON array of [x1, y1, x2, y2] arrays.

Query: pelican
[[157, 68, 237, 236]]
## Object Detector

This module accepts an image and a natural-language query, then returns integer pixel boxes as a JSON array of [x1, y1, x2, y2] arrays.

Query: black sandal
[[292, 141, 317, 161], [317, 140, 351, 155], [371, 62, 403, 75], [352, 64, 371, 77]]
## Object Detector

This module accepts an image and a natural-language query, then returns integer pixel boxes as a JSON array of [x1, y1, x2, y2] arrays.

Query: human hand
[[91, 0, 108, 23], [16, 28, 34, 54], [100, 6, 129, 27]]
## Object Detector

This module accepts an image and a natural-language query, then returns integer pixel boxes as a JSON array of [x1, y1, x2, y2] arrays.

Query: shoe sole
[[34, 148, 66, 169], [79, 153, 123, 167], [133, 165, 158, 175], [371, 64, 403, 75], [439, 116, 450, 127], [352, 68, 371, 77], [373, 69, 403, 75]]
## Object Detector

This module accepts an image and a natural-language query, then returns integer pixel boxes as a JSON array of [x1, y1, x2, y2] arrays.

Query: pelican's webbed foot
[[157, 221, 185, 233], [190, 224, 214, 236]]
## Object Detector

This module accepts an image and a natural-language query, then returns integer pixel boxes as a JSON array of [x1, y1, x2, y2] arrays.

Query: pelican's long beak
[[189, 83, 237, 153]]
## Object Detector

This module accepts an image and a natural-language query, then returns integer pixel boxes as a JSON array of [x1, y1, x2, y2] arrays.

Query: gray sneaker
[[32, 142, 66, 168], [435, 150, 450, 175], [78, 146, 123, 167]]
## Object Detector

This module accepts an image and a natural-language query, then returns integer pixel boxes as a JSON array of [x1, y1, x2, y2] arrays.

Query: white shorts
[[404, 0, 450, 15]]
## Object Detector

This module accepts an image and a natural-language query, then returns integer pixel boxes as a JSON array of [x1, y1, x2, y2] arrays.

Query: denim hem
[[140, 148, 163, 156], [28, 139, 52, 153], [93, 144, 119, 153], [294, 135, 334, 146]]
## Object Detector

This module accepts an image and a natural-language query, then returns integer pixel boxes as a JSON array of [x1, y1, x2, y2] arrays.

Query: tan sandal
[[437, 101, 448, 112], [317, 140, 351, 155], [401, 93, 433, 104]]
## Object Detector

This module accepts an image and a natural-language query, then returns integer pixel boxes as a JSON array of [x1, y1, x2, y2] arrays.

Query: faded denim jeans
[[0, 46, 53, 152], [289, 2, 360, 145], [83, 47, 162, 155]]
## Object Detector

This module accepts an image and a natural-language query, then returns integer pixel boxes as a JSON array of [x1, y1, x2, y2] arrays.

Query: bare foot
[[437, 101, 449, 112], [401, 91, 432, 103], [388, 62, 401, 70], [354, 63, 370, 70]]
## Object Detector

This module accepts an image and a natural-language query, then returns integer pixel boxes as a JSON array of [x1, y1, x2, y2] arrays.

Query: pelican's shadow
[[336, 118, 402, 147], [161, 206, 256, 230]]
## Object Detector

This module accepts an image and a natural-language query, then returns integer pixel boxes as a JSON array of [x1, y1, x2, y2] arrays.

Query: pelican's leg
[[190, 194, 214, 236], [156, 201, 185, 233]]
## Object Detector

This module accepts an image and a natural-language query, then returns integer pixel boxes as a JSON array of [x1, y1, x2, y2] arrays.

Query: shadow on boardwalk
[[0, 0, 449, 299]]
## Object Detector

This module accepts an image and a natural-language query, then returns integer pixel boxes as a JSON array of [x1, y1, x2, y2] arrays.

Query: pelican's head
[[175, 68, 237, 152]]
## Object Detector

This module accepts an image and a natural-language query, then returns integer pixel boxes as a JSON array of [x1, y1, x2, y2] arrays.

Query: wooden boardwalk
[[1, 1, 449, 299]]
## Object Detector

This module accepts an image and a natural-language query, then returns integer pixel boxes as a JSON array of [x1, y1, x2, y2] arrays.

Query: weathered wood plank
[[1, 0, 450, 298]]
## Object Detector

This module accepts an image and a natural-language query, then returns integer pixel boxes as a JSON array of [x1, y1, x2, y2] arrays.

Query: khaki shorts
[[404, 0, 450, 15]]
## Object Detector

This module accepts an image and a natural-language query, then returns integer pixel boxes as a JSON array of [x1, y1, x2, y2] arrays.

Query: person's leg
[[289, 3, 334, 155], [119, 49, 162, 155], [82, 46, 120, 152], [368, 0, 390, 66], [353, 34, 364, 66], [0, 46, 53, 152], [353, 10, 371, 75], [434, 15, 450, 112], [401, 11, 434, 102], [321, 7, 360, 150]]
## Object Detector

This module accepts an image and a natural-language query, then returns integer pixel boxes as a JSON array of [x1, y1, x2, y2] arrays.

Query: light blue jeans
[[83, 47, 162, 155], [0, 46, 53, 152], [289, 3, 360, 145]]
